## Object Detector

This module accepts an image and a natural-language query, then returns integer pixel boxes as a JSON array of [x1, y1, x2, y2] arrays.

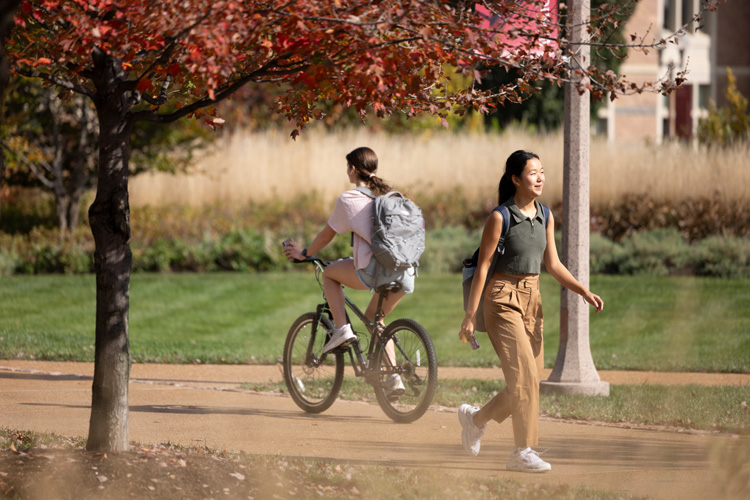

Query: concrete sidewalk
[[1, 361, 746, 500]]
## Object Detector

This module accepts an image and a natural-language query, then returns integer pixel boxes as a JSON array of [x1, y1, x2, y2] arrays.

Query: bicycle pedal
[[333, 340, 355, 352]]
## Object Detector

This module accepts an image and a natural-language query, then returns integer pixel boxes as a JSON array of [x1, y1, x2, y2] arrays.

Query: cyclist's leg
[[322, 258, 367, 329], [364, 290, 405, 325], [365, 290, 406, 365]]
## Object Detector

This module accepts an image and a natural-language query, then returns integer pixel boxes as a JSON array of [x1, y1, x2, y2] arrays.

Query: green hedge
[[1, 226, 749, 278]]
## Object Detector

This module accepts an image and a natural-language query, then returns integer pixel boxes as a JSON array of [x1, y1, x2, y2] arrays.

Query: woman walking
[[458, 150, 604, 472], [283, 146, 415, 395]]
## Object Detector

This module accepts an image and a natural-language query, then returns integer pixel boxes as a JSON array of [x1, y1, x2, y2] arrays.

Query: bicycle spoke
[[283, 313, 343, 413], [373, 319, 437, 423]]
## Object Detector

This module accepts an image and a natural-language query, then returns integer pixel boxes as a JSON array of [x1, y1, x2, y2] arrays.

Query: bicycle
[[282, 257, 438, 423]]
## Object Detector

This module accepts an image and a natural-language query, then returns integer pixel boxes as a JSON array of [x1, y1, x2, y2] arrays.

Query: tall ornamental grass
[[129, 126, 750, 209]]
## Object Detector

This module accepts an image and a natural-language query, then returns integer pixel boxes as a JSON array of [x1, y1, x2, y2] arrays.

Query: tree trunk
[[67, 192, 81, 231], [86, 49, 133, 452], [0, 0, 22, 227], [54, 186, 70, 233]]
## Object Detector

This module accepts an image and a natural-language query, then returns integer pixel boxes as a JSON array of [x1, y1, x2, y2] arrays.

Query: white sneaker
[[383, 374, 406, 398], [506, 447, 551, 473], [458, 404, 486, 457], [323, 324, 356, 353]]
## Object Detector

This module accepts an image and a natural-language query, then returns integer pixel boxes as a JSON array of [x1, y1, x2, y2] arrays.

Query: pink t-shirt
[[327, 189, 373, 269]]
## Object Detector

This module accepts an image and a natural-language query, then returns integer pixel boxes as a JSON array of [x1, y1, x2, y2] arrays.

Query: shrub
[[413, 188, 493, 230], [58, 239, 94, 274], [693, 236, 750, 279], [0, 244, 19, 276], [177, 239, 222, 272], [614, 228, 691, 276], [3, 227, 94, 274], [592, 195, 750, 243], [215, 229, 275, 272], [4, 205, 750, 278], [134, 239, 181, 272], [589, 233, 623, 274], [417, 226, 481, 274], [698, 68, 750, 147]]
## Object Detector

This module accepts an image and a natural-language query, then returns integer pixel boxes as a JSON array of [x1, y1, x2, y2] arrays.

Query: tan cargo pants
[[480, 272, 544, 448]]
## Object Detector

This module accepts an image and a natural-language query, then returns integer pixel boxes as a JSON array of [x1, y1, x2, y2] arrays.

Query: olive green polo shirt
[[494, 199, 548, 275]]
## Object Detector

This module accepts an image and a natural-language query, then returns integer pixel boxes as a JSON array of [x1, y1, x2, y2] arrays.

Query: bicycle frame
[[284, 255, 438, 422], [306, 258, 398, 380]]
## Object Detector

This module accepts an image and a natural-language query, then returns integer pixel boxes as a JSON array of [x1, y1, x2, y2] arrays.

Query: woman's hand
[[282, 240, 305, 262], [582, 290, 604, 313], [458, 315, 475, 345]]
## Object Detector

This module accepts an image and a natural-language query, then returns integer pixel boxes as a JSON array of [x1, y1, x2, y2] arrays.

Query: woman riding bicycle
[[283, 146, 415, 395]]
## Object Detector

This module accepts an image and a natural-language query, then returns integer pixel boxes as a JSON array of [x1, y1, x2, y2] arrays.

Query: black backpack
[[462, 203, 550, 332]]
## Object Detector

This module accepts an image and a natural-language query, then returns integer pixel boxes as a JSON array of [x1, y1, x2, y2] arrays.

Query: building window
[[699, 84, 710, 109], [682, 0, 695, 31], [663, 0, 676, 31]]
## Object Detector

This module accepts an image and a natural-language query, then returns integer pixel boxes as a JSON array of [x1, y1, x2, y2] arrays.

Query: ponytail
[[497, 150, 539, 205], [366, 173, 392, 196], [346, 146, 393, 196], [497, 173, 516, 205]]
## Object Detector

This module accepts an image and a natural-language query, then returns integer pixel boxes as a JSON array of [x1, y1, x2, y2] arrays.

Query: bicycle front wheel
[[372, 318, 438, 423], [283, 312, 343, 413]]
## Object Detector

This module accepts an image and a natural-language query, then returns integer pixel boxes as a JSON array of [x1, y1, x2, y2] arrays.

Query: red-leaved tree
[[0, 0, 22, 225], [6, 0, 714, 451]]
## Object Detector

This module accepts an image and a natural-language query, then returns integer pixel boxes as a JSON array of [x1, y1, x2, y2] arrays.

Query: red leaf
[[136, 79, 154, 94], [166, 63, 182, 77]]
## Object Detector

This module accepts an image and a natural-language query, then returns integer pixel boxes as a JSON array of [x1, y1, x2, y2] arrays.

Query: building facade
[[600, 0, 750, 144]]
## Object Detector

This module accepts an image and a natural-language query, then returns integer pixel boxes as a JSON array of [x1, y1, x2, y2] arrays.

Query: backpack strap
[[351, 186, 376, 247], [354, 185, 375, 198], [493, 205, 511, 255], [470, 205, 510, 283], [539, 201, 551, 228]]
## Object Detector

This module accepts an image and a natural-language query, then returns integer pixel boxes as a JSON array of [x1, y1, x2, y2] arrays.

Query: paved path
[[1, 360, 748, 500], [3, 360, 749, 388]]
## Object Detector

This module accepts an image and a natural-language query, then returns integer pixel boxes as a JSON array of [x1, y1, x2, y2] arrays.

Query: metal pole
[[540, 0, 609, 397]]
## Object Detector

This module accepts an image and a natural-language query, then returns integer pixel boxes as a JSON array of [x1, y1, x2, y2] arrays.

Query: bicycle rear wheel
[[283, 312, 343, 413], [372, 318, 438, 423]]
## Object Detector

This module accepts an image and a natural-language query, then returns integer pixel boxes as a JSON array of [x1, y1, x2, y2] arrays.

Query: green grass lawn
[[0, 272, 748, 373]]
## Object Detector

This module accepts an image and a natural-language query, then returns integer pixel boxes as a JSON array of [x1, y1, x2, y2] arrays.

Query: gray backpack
[[356, 186, 426, 273]]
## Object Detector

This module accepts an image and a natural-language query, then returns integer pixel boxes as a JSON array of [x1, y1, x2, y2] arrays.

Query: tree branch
[[130, 74, 254, 124], [134, 8, 213, 82], [16, 68, 95, 98], [140, 75, 172, 105], [0, 140, 56, 189], [130, 59, 308, 124]]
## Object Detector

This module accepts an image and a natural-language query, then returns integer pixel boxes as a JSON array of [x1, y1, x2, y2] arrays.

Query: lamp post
[[540, 0, 609, 397]]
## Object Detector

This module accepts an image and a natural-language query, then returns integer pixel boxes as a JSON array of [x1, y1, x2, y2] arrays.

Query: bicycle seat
[[375, 281, 403, 294]]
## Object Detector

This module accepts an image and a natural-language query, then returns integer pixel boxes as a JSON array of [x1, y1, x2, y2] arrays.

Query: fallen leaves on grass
[[0, 443, 288, 499]]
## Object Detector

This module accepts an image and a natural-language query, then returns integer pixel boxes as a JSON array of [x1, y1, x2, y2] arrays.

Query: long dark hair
[[497, 150, 539, 205], [346, 147, 392, 196]]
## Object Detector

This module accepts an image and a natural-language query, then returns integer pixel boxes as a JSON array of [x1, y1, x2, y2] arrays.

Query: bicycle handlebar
[[291, 256, 328, 268]]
